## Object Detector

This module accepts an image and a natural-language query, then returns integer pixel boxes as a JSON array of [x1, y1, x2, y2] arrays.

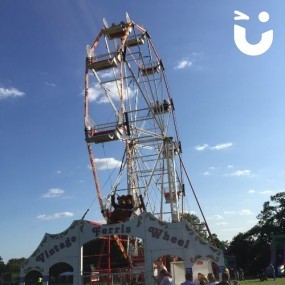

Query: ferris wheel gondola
[[84, 13, 185, 224]]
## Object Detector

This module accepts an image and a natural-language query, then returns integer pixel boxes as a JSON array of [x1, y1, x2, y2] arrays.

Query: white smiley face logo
[[234, 10, 273, 56]]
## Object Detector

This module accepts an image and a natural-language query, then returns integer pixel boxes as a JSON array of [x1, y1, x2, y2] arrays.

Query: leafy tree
[[228, 192, 285, 276], [211, 233, 229, 250], [182, 212, 227, 249], [6, 258, 26, 273], [182, 212, 208, 239], [256, 192, 285, 240], [0, 256, 6, 274], [227, 232, 255, 270]]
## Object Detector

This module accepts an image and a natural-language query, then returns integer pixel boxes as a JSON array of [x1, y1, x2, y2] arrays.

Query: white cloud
[[203, 166, 220, 176], [238, 209, 254, 216], [195, 142, 233, 151], [208, 214, 224, 220], [87, 82, 134, 103], [247, 189, 278, 195], [0, 87, 25, 100], [216, 222, 228, 226], [37, 212, 74, 220], [174, 59, 192, 69], [100, 69, 118, 79], [195, 144, 209, 151], [88, 157, 121, 170], [45, 82, 56, 87], [259, 190, 274, 195], [42, 188, 64, 198], [248, 189, 276, 195], [211, 143, 233, 150], [88, 83, 107, 103], [95, 157, 121, 169], [231, 169, 251, 176], [209, 166, 218, 170]]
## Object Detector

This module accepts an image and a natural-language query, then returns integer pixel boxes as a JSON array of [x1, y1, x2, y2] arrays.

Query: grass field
[[238, 278, 284, 285]]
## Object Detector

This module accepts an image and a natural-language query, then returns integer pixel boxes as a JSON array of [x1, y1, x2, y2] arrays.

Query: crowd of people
[[153, 259, 236, 285], [157, 270, 232, 285], [196, 271, 231, 285]]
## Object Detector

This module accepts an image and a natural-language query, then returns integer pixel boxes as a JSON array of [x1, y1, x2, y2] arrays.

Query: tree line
[[226, 191, 285, 276], [182, 192, 285, 276]]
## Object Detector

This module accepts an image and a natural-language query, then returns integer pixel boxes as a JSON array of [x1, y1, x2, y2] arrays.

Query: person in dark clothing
[[125, 194, 134, 210], [218, 272, 230, 285], [109, 194, 133, 223], [111, 194, 126, 209], [258, 269, 267, 281], [181, 273, 195, 285]]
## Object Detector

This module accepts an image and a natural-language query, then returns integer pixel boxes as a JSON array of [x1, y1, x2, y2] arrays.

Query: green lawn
[[238, 278, 284, 285]]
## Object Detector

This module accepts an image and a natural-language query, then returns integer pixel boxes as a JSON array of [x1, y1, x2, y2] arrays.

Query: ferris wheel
[[84, 13, 185, 224]]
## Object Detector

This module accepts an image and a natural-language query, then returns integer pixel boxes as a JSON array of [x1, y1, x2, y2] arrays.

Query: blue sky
[[1, 1, 285, 263]]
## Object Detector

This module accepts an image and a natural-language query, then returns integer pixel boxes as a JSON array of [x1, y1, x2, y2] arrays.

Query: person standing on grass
[[217, 272, 230, 285], [269, 264, 276, 280]]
